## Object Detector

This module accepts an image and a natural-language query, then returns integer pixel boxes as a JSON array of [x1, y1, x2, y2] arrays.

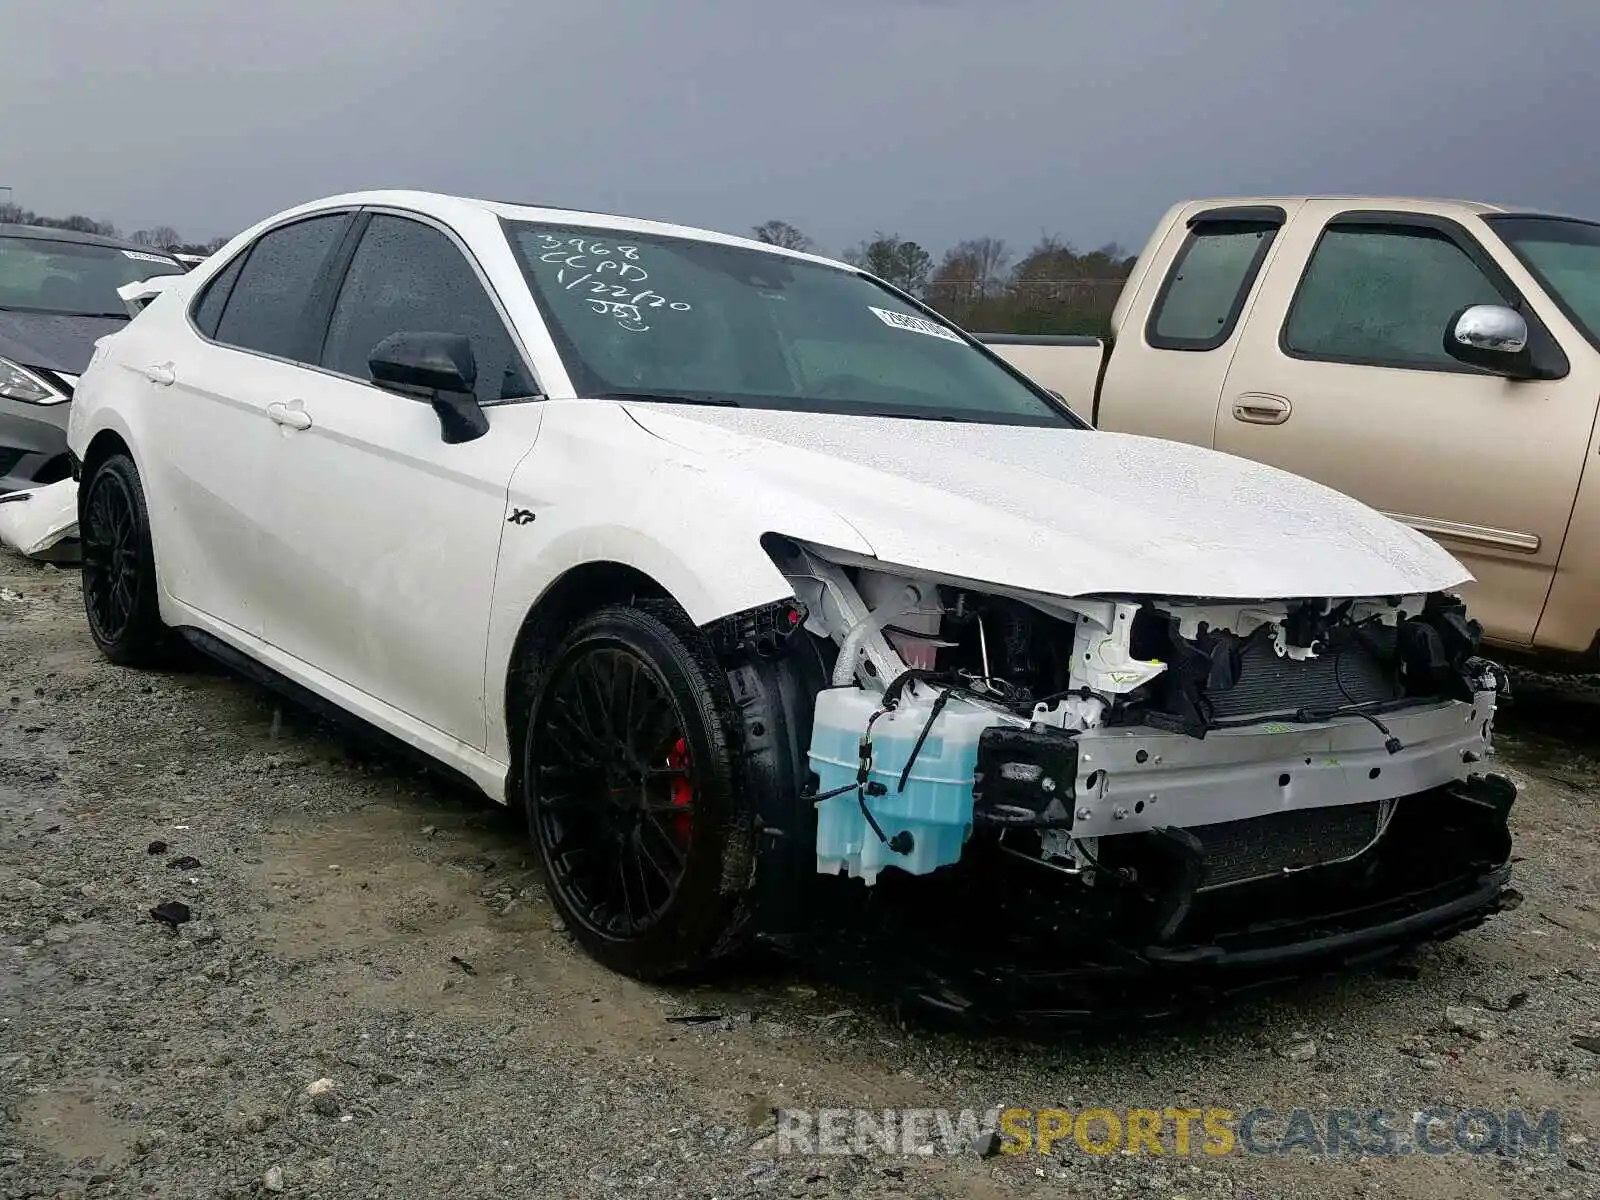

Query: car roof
[[0, 222, 183, 258], [259, 189, 855, 272]]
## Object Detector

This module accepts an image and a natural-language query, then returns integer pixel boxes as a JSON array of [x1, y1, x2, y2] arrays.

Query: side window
[[319, 215, 535, 405], [190, 252, 245, 338], [1147, 217, 1280, 350], [212, 215, 347, 359], [1283, 225, 1505, 369]]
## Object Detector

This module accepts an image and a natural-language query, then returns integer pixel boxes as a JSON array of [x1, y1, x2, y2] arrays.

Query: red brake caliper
[[666, 736, 693, 842]]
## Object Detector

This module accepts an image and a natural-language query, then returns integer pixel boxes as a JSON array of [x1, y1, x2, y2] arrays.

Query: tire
[[79, 453, 173, 667], [520, 601, 757, 980]]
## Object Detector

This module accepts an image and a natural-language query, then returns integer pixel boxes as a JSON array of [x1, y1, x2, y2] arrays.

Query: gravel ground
[[2, 553, 1598, 1199]]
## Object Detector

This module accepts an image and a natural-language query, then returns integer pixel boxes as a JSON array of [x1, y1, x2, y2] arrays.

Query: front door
[[1216, 203, 1595, 645], [255, 211, 544, 749]]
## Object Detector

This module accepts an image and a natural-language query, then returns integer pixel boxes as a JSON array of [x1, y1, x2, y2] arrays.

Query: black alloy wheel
[[79, 454, 171, 666], [535, 644, 695, 936], [524, 602, 756, 979]]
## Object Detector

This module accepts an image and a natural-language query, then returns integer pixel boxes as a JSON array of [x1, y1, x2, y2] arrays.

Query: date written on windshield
[[531, 234, 692, 333]]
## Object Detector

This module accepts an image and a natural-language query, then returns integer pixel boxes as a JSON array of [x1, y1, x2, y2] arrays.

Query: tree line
[[0, 202, 227, 258], [3, 200, 1131, 333], [752, 219, 1134, 336]]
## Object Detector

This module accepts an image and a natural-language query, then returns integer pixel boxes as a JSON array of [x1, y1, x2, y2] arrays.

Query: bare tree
[[941, 237, 1009, 285], [134, 225, 183, 249], [1010, 234, 1079, 281], [751, 220, 815, 252], [928, 237, 1011, 306]]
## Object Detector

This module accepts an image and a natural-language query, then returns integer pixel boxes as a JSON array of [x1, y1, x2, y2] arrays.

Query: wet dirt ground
[[1, 553, 1597, 1199]]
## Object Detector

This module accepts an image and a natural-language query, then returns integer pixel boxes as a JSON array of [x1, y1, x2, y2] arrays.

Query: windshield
[[1485, 215, 1600, 349], [0, 235, 185, 317], [505, 221, 1077, 426]]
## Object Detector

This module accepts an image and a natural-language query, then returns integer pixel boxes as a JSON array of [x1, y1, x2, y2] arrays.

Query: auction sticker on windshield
[[869, 306, 965, 344]]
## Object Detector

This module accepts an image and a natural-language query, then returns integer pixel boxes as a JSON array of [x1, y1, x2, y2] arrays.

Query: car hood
[[0, 310, 127, 375], [621, 403, 1471, 600]]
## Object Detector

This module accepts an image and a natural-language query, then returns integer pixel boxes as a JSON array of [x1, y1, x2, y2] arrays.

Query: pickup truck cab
[[981, 196, 1600, 661]]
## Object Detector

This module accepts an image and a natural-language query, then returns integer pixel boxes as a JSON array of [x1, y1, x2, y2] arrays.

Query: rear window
[[211, 215, 347, 360], [0, 236, 183, 317], [1146, 217, 1281, 350], [191, 253, 245, 339]]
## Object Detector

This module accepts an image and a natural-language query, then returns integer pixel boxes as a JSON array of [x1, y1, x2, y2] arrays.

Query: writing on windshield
[[506, 219, 1075, 427]]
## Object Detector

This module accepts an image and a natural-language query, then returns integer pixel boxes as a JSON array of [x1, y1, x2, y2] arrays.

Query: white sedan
[[66, 191, 1518, 1009]]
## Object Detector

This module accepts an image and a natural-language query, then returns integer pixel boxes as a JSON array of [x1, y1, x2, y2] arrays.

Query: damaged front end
[[745, 538, 1519, 1023]]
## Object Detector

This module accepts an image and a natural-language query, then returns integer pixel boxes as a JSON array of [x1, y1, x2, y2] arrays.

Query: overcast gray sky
[[3, 0, 1597, 258]]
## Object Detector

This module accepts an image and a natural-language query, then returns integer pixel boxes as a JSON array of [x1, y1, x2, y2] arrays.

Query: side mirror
[[1443, 304, 1535, 379], [368, 331, 488, 444]]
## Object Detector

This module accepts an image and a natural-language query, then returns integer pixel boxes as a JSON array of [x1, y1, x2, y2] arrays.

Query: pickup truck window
[[1146, 217, 1280, 351], [506, 221, 1076, 427], [1487, 215, 1600, 351], [1283, 225, 1503, 370]]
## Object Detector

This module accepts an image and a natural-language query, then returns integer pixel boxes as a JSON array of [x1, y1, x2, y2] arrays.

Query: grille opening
[[1189, 802, 1384, 891]]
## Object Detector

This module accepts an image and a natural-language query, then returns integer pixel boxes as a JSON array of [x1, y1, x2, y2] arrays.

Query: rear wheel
[[79, 453, 172, 667], [522, 603, 756, 980]]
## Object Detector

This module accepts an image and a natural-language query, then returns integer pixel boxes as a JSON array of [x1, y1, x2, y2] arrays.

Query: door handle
[[268, 401, 313, 431], [142, 362, 176, 386], [1231, 393, 1292, 425]]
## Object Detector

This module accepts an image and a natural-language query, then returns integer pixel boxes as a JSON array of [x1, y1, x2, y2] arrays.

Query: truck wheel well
[[503, 561, 673, 799]]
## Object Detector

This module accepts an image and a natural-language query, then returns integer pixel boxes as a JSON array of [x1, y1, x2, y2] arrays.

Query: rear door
[[1096, 204, 1291, 445], [143, 212, 353, 637], [254, 210, 544, 748], [1215, 203, 1591, 644]]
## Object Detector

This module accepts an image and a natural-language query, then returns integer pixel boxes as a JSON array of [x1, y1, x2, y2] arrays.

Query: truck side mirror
[[1443, 304, 1535, 379]]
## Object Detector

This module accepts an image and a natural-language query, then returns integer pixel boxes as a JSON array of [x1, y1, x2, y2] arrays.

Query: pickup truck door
[[1214, 202, 1591, 646], [1096, 204, 1293, 445]]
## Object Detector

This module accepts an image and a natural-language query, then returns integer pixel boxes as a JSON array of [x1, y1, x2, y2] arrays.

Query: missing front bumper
[[768, 772, 1518, 1026], [1066, 695, 1495, 839]]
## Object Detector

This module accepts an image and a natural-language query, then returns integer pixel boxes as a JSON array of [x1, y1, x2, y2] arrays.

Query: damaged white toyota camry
[[65, 190, 1518, 1020]]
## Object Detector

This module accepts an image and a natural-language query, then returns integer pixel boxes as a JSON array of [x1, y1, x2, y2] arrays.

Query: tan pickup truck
[[981, 195, 1600, 663]]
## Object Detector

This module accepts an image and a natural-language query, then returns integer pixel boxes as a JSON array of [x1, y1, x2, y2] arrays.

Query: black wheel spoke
[[546, 704, 604, 766], [629, 836, 657, 918], [621, 656, 641, 743], [640, 810, 687, 867], [635, 829, 678, 887], [616, 844, 642, 930], [641, 798, 695, 814]]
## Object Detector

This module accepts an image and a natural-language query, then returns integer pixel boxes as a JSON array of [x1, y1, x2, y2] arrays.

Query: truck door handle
[[1231, 393, 1292, 425], [142, 362, 176, 387], [268, 401, 313, 431]]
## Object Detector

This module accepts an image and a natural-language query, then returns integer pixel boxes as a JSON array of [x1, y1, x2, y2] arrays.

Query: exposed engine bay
[[724, 537, 1519, 1019]]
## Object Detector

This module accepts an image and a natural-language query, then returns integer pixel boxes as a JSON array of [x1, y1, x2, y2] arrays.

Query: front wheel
[[79, 453, 172, 667], [521, 602, 757, 980]]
